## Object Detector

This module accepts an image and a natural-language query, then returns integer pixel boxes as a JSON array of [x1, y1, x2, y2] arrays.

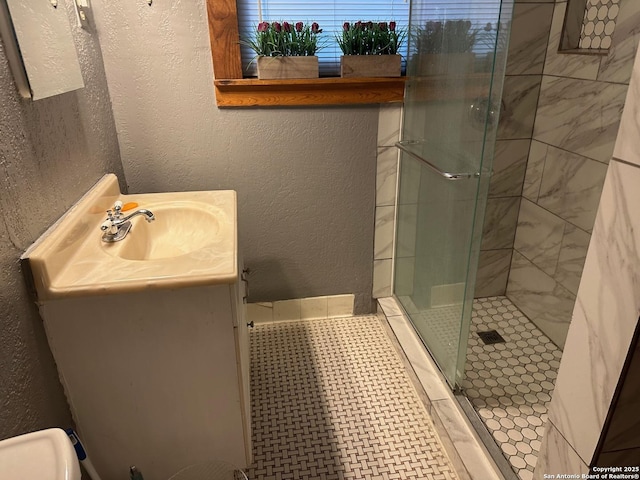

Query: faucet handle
[[106, 201, 124, 221], [100, 219, 117, 234]]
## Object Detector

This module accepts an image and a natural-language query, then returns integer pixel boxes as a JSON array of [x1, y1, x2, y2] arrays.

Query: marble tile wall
[[535, 421, 589, 475], [373, 105, 402, 298], [597, 0, 640, 84], [507, 252, 576, 347], [535, 41, 640, 474], [505, 0, 640, 349], [476, 0, 553, 297], [545, 1, 601, 80], [373, 0, 640, 319], [536, 160, 640, 473], [533, 76, 627, 164]]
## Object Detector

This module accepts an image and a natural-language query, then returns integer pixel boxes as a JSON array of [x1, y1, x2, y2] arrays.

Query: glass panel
[[394, 0, 513, 387], [395, 153, 480, 384]]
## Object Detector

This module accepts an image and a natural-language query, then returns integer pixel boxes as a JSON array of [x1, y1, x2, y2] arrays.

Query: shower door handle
[[395, 141, 480, 180]]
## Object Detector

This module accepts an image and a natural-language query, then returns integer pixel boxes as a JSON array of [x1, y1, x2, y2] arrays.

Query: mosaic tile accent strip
[[579, 0, 620, 50], [463, 297, 562, 480], [247, 316, 459, 480]]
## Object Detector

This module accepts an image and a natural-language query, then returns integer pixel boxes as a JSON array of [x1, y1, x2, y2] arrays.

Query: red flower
[[367, 21, 374, 29], [379, 22, 388, 31], [272, 21, 281, 32], [257, 21, 269, 33], [283, 21, 292, 32], [343, 22, 350, 31], [295, 21, 303, 32], [355, 21, 363, 30], [389, 21, 396, 32], [311, 22, 321, 34]]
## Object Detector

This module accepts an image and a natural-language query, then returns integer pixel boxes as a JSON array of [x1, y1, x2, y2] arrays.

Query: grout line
[[611, 156, 640, 170], [546, 419, 591, 468]]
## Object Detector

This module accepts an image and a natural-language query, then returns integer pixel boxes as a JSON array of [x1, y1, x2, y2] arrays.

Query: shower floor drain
[[477, 330, 506, 345]]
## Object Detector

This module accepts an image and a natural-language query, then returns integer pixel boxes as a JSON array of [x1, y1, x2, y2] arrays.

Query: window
[[207, 0, 407, 107], [408, 2, 506, 56], [236, 0, 410, 77], [206, 0, 504, 107]]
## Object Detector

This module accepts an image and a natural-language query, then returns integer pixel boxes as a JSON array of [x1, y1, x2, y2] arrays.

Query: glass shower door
[[394, 0, 512, 387]]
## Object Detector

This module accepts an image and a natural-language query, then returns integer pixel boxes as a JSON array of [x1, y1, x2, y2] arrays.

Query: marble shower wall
[[373, 0, 640, 314], [535, 43, 640, 470], [375, 1, 557, 300], [372, 105, 402, 298], [476, 0, 554, 298], [505, 0, 640, 348]]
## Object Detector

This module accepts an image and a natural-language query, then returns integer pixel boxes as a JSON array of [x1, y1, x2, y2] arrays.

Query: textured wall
[[91, 0, 377, 313], [0, 0, 124, 439]]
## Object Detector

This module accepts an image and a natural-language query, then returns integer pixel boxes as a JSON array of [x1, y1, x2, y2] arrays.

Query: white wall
[[91, 0, 379, 313]]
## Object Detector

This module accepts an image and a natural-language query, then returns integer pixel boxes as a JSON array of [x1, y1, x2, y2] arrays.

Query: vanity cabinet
[[20, 175, 249, 480], [39, 276, 252, 480]]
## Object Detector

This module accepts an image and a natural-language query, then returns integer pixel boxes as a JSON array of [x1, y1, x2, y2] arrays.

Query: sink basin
[[102, 202, 222, 261], [22, 174, 237, 301]]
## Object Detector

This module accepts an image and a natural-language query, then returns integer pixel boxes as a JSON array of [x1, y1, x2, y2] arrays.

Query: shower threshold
[[379, 297, 504, 480], [379, 296, 560, 480]]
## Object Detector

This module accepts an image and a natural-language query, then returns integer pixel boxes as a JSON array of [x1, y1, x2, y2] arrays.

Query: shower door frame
[[392, 0, 514, 390]]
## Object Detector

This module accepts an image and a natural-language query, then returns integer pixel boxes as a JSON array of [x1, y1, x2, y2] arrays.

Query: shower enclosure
[[394, 0, 513, 388]]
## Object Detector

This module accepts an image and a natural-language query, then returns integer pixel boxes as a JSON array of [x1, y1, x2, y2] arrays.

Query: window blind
[[237, 1, 506, 77], [237, 0, 411, 76], [408, 2, 507, 57]]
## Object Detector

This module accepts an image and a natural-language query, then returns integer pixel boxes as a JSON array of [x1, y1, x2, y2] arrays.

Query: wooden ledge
[[214, 77, 407, 107]]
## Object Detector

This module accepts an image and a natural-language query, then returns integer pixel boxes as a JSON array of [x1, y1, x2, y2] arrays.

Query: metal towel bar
[[395, 141, 480, 180]]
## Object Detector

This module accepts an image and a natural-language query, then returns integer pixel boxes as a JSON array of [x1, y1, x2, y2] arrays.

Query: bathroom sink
[[102, 202, 222, 261], [22, 174, 237, 300]]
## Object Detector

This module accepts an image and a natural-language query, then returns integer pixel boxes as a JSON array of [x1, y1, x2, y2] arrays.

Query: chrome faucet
[[101, 201, 155, 242]]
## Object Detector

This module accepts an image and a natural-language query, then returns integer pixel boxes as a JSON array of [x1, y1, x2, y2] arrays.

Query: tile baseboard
[[246, 294, 355, 324]]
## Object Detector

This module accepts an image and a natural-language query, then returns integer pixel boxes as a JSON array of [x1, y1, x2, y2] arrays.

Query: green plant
[[243, 21, 323, 57], [415, 20, 477, 54], [337, 21, 405, 55]]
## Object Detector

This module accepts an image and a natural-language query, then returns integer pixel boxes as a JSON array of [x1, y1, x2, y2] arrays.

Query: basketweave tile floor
[[245, 315, 460, 480], [463, 297, 562, 480]]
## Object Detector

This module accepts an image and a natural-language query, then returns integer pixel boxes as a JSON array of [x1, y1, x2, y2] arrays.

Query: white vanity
[[22, 174, 251, 480]]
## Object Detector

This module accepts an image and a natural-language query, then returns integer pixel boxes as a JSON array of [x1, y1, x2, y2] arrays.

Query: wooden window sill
[[214, 77, 406, 107]]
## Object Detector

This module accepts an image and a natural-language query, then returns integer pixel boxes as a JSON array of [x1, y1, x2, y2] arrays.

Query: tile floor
[[245, 315, 460, 480], [463, 297, 562, 480]]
